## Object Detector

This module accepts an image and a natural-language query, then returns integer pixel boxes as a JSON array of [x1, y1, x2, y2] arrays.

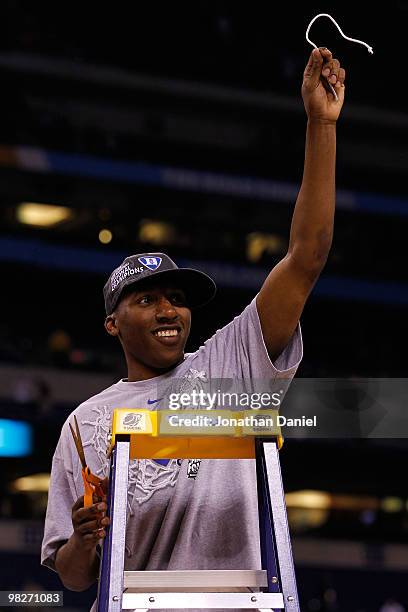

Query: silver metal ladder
[[96, 437, 300, 611]]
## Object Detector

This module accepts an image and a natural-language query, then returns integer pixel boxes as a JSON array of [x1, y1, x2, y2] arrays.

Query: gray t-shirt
[[41, 297, 302, 610]]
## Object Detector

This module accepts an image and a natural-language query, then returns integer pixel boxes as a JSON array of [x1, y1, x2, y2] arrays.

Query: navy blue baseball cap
[[103, 253, 217, 314]]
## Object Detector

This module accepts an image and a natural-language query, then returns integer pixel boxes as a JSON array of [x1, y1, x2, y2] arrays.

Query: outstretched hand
[[302, 47, 346, 123]]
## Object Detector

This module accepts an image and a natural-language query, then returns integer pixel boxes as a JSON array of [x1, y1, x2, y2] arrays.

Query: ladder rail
[[97, 438, 130, 612], [261, 441, 299, 610]]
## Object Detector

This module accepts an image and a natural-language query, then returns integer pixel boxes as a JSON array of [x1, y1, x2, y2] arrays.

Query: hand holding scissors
[[69, 415, 106, 507]]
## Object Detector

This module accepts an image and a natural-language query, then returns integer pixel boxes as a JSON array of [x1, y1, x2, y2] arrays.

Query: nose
[[155, 296, 178, 321]]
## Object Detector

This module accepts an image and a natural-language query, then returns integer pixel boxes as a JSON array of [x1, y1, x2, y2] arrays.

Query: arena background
[[0, 2, 407, 611]]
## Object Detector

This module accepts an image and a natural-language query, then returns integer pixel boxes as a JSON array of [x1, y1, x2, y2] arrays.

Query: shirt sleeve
[[193, 295, 303, 381], [41, 429, 79, 571]]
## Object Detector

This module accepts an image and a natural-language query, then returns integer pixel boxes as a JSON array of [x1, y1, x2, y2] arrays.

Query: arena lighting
[[16, 202, 73, 227], [287, 507, 329, 531], [246, 232, 286, 263], [99, 228, 113, 244], [381, 497, 404, 513], [286, 490, 331, 510], [11, 473, 50, 493], [139, 219, 176, 245], [286, 490, 379, 511], [0, 419, 32, 457], [329, 494, 379, 511]]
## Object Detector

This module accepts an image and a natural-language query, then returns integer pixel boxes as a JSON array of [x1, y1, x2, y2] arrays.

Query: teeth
[[156, 329, 179, 337]]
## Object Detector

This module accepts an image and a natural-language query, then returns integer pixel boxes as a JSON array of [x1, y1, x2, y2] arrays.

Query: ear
[[105, 314, 119, 337]]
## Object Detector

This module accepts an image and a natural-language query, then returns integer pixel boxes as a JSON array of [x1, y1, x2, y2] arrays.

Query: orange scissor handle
[[82, 467, 106, 508]]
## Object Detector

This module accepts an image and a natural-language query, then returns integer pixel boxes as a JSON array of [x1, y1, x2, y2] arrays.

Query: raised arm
[[256, 47, 346, 361]]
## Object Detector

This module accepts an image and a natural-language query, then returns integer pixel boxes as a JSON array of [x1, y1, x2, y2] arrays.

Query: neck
[[125, 354, 184, 382]]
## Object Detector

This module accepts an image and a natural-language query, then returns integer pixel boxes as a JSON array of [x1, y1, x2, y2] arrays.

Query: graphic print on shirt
[[81, 405, 180, 510], [81, 404, 112, 478], [128, 458, 180, 509], [187, 459, 201, 479], [178, 368, 208, 399], [178, 368, 209, 479]]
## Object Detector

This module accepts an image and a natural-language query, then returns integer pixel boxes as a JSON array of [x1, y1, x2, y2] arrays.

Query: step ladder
[[96, 409, 300, 611]]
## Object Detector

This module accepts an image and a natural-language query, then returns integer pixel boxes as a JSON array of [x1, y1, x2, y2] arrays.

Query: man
[[41, 47, 345, 608]]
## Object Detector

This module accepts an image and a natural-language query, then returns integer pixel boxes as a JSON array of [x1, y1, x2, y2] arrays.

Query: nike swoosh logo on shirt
[[147, 398, 163, 405], [153, 459, 170, 466]]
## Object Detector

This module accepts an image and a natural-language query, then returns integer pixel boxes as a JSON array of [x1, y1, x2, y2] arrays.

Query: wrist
[[307, 117, 337, 127]]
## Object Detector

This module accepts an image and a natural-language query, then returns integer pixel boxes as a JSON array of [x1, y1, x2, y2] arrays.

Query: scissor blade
[[69, 419, 87, 470]]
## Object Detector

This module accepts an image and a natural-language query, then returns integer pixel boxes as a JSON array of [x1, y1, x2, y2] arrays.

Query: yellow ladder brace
[[111, 408, 284, 459]]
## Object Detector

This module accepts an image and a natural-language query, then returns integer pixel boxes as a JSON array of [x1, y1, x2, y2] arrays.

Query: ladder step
[[124, 569, 268, 589], [122, 591, 284, 609]]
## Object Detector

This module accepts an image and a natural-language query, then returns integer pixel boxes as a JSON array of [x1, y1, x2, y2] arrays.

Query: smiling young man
[[42, 48, 346, 610]]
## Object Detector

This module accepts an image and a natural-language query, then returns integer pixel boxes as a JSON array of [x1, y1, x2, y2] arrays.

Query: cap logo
[[138, 256, 162, 271]]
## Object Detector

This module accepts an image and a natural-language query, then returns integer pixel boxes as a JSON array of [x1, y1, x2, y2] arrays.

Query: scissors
[[69, 415, 106, 508]]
